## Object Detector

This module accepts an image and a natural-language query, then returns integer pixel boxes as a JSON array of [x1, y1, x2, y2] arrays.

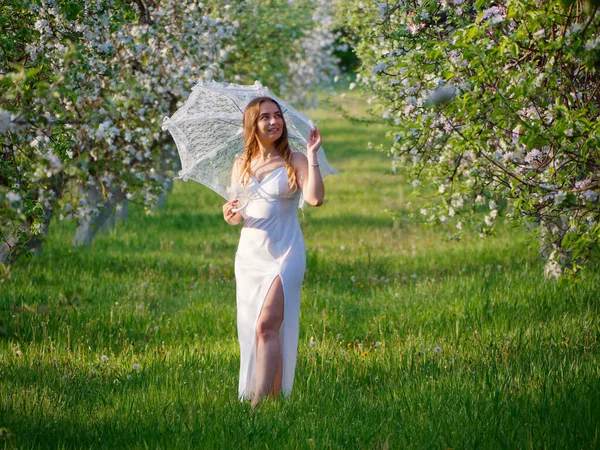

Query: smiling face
[[241, 96, 294, 188], [255, 101, 284, 146]]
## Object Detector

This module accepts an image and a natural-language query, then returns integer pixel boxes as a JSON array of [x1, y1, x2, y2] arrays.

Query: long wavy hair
[[239, 96, 298, 191]]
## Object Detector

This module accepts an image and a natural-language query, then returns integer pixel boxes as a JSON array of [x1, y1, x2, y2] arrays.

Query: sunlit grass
[[1, 105, 599, 449]]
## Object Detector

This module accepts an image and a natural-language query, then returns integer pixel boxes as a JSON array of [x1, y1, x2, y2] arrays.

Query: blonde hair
[[239, 97, 298, 191]]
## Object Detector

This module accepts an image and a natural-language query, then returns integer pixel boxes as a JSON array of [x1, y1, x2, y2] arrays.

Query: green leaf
[[63, 2, 82, 21]]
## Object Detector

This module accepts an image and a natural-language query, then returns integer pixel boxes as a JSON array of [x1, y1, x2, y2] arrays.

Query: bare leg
[[252, 276, 284, 408], [272, 353, 283, 396]]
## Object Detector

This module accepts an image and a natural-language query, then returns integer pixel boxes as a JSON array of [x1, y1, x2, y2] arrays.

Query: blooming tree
[[221, 0, 340, 105], [0, 0, 339, 263], [338, 0, 600, 277]]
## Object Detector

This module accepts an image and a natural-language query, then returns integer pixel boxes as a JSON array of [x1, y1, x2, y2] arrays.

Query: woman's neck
[[256, 142, 279, 161]]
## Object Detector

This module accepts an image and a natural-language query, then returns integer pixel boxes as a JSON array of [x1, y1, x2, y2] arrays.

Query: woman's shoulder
[[232, 156, 245, 171], [290, 151, 307, 166], [231, 156, 245, 180]]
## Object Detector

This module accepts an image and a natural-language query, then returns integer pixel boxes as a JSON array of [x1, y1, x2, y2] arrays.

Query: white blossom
[[6, 191, 21, 203], [0, 109, 12, 134], [525, 149, 542, 163], [585, 36, 600, 51], [372, 62, 387, 74], [583, 190, 598, 202], [554, 191, 567, 206]]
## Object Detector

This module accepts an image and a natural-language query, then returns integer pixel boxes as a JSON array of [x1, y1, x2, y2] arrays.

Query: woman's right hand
[[223, 200, 242, 225]]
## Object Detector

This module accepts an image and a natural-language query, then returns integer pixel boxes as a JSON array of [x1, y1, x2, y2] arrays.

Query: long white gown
[[233, 165, 306, 400]]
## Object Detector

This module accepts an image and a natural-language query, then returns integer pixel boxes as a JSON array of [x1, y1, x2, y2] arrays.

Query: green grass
[[1, 105, 599, 449]]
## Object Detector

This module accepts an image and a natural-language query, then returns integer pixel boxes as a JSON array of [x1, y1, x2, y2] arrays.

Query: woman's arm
[[223, 159, 243, 225], [293, 128, 325, 206]]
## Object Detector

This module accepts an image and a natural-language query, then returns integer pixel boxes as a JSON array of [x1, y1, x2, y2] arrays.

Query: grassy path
[[1, 106, 599, 449]]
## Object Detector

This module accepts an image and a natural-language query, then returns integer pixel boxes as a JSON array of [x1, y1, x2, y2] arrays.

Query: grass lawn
[[1, 102, 599, 449]]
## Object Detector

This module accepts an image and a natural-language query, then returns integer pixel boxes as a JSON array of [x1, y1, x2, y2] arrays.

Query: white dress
[[233, 165, 306, 400]]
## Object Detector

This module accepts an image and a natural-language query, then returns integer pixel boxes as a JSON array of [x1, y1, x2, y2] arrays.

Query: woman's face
[[255, 101, 283, 145]]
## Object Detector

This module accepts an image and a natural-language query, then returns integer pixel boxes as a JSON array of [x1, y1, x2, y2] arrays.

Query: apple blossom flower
[[583, 190, 598, 202], [554, 191, 567, 205], [6, 192, 21, 203], [372, 62, 387, 74]]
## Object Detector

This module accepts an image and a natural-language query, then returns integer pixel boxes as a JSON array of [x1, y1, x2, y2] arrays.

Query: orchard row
[[0, 0, 340, 262]]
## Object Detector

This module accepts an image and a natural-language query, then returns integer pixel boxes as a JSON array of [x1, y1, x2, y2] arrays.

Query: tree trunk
[[0, 205, 55, 264], [72, 186, 115, 247], [115, 201, 128, 221], [155, 175, 173, 210]]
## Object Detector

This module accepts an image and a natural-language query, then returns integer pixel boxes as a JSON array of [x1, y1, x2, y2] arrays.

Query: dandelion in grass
[[133, 363, 141, 371], [434, 346, 443, 355], [154, 326, 159, 332], [340, 350, 347, 356], [101, 355, 109, 362], [374, 341, 382, 348]]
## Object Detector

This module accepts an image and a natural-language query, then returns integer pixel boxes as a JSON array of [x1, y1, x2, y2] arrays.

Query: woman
[[222, 96, 324, 407]]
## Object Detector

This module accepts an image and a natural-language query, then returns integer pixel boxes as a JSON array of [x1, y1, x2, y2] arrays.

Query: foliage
[[337, 0, 600, 277]]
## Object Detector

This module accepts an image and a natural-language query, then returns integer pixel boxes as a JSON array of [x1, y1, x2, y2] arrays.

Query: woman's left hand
[[307, 127, 322, 154]]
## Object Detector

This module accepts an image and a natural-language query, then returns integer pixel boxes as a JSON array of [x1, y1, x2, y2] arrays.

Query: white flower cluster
[[482, 6, 505, 25], [585, 35, 600, 51]]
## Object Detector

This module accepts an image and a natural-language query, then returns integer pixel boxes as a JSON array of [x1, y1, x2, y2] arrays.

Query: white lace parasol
[[162, 80, 337, 201]]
